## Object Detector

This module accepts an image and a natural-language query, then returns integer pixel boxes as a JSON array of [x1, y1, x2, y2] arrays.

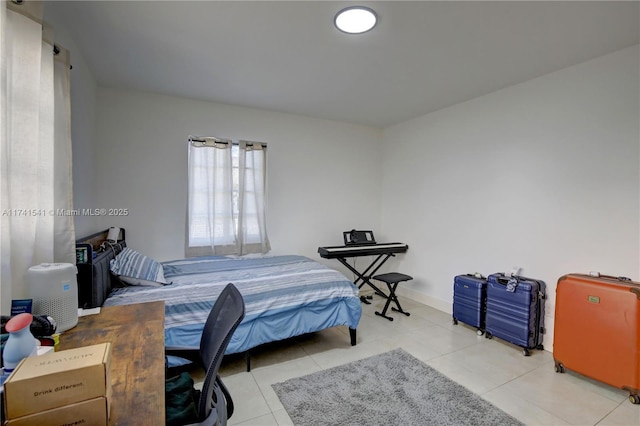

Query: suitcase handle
[[601, 274, 632, 282], [587, 272, 632, 281], [493, 274, 546, 298], [570, 274, 640, 295], [466, 273, 485, 279], [494, 274, 534, 285], [495, 276, 511, 285], [578, 273, 639, 285], [600, 276, 640, 299]]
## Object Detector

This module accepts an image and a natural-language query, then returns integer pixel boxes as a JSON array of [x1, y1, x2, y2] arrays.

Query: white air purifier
[[27, 263, 78, 333]]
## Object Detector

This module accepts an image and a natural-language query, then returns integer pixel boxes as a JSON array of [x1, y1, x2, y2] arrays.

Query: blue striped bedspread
[[103, 255, 362, 354]]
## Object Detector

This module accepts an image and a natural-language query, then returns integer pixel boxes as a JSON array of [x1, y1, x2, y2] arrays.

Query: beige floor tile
[[482, 386, 572, 425], [408, 323, 483, 357], [426, 355, 505, 395], [231, 412, 278, 426], [432, 337, 551, 385], [223, 372, 272, 425], [554, 368, 629, 404], [307, 338, 390, 369], [597, 400, 640, 426], [271, 409, 294, 426], [251, 356, 323, 412], [499, 365, 623, 425], [218, 298, 637, 426], [410, 303, 456, 326]]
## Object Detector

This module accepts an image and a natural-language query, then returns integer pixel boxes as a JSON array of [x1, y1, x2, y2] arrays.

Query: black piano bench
[[372, 272, 412, 321]]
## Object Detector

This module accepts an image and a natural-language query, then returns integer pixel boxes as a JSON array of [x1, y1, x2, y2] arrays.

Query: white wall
[[93, 88, 383, 264], [381, 45, 640, 349]]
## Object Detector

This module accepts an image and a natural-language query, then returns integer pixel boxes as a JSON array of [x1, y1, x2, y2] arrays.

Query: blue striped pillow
[[110, 247, 169, 286]]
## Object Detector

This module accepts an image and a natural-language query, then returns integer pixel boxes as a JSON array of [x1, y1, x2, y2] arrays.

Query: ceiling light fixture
[[334, 6, 377, 34]]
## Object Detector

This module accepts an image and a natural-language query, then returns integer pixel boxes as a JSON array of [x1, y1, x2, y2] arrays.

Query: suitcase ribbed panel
[[485, 273, 545, 350], [554, 274, 640, 396], [453, 275, 486, 330]]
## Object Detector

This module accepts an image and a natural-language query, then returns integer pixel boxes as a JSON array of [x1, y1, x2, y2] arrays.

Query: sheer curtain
[[187, 138, 235, 257], [0, 2, 75, 313], [187, 138, 270, 256], [237, 141, 270, 255]]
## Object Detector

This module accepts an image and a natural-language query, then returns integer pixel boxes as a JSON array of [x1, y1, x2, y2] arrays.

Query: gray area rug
[[272, 348, 523, 426]]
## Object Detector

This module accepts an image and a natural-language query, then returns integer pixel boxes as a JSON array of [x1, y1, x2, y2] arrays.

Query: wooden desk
[[58, 301, 165, 425]]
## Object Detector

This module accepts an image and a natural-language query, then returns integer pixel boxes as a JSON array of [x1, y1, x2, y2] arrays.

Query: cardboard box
[[3, 342, 111, 419], [4, 397, 108, 426]]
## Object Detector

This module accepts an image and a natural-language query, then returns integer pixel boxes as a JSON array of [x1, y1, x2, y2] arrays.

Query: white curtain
[[187, 139, 270, 256], [0, 2, 75, 314], [237, 141, 270, 255], [187, 138, 235, 257]]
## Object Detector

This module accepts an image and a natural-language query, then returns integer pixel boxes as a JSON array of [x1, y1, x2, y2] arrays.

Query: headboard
[[75, 228, 126, 308]]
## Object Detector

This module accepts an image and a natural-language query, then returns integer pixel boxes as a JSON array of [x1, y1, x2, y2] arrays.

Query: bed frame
[[75, 228, 126, 308], [76, 228, 358, 371]]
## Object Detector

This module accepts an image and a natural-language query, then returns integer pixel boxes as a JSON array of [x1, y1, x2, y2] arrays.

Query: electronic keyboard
[[318, 242, 408, 259]]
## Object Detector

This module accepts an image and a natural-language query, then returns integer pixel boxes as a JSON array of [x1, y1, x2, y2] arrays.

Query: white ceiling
[[44, 1, 639, 128]]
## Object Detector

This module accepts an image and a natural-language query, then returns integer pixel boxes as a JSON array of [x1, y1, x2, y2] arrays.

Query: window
[[187, 138, 270, 256]]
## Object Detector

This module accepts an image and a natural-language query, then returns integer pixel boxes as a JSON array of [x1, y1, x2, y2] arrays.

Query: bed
[[75, 229, 362, 368]]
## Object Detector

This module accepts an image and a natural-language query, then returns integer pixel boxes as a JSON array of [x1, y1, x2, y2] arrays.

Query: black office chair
[[165, 283, 245, 426]]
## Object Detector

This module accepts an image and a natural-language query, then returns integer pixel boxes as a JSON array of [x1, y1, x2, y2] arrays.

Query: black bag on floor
[[165, 371, 200, 426]]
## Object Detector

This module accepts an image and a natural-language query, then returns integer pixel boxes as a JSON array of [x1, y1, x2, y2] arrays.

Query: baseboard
[[395, 286, 452, 314], [394, 286, 554, 353]]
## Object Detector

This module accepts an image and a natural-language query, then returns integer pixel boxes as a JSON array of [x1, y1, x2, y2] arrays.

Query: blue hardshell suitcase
[[452, 274, 487, 335], [485, 273, 546, 356]]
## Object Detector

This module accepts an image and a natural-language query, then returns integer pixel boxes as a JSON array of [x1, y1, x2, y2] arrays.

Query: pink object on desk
[[5, 313, 32, 333], [3, 313, 37, 372]]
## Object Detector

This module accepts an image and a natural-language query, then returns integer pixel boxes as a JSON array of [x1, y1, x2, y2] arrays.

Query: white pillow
[[110, 247, 169, 286]]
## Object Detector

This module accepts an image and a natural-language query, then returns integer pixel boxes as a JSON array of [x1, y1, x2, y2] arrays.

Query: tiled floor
[[202, 296, 639, 425]]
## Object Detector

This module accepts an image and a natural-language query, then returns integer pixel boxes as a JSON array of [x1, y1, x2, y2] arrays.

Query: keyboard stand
[[318, 242, 409, 304], [334, 253, 396, 304]]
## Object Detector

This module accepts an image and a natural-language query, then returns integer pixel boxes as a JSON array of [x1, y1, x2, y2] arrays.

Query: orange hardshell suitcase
[[554, 273, 640, 404]]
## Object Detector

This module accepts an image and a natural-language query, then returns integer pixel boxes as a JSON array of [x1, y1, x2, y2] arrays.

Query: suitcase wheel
[[452, 318, 458, 325], [476, 329, 484, 336], [629, 395, 640, 405], [485, 332, 493, 339], [554, 362, 565, 373], [522, 348, 530, 357]]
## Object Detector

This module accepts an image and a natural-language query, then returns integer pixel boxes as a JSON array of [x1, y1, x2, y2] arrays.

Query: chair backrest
[[197, 283, 245, 423]]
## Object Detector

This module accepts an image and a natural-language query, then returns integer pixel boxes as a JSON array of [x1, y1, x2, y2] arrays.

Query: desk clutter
[[26, 263, 79, 333], [1, 313, 59, 372], [2, 342, 111, 425]]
